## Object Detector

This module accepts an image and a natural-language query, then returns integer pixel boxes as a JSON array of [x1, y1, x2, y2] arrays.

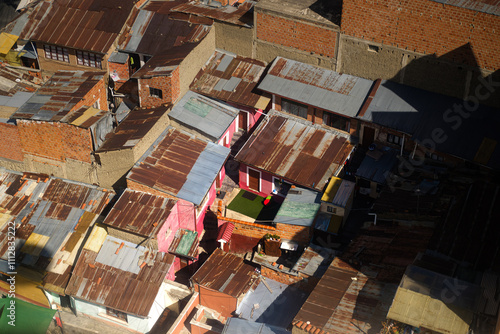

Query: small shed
[[318, 177, 355, 233], [190, 249, 259, 318]]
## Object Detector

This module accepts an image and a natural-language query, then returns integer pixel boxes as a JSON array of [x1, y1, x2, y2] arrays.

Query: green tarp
[[0, 297, 56, 334]]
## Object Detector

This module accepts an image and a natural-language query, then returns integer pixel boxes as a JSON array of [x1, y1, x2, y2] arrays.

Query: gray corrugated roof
[[121, 10, 153, 53], [94, 236, 145, 274], [431, 0, 500, 16], [355, 148, 398, 184], [258, 57, 373, 117], [108, 51, 129, 64], [0, 91, 34, 108], [274, 186, 321, 226], [168, 91, 239, 141], [176, 142, 230, 205]]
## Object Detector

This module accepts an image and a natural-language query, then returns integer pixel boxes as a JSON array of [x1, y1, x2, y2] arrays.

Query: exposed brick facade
[[73, 77, 108, 111], [256, 12, 337, 58], [138, 67, 180, 108], [17, 121, 93, 163], [109, 61, 130, 90], [0, 123, 24, 162], [275, 223, 311, 244], [341, 0, 500, 70]]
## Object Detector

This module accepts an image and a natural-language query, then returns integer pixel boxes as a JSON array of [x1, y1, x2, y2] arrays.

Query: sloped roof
[[127, 127, 230, 206], [4, 0, 137, 54], [274, 186, 321, 227], [11, 71, 108, 127], [66, 231, 174, 317], [190, 50, 270, 109], [97, 106, 169, 152], [222, 318, 290, 334], [191, 248, 258, 298], [170, 0, 255, 27], [102, 189, 176, 238], [430, 0, 500, 16], [235, 110, 353, 191], [0, 170, 114, 293], [258, 57, 373, 118], [168, 91, 239, 142]]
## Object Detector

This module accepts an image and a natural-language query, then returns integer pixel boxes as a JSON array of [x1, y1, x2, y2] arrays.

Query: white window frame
[[247, 167, 261, 192], [44, 45, 69, 63], [76, 50, 102, 69]]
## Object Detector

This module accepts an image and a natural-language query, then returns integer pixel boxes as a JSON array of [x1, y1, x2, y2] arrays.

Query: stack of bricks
[[256, 12, 338, 58], [341, 0, 500, 70]]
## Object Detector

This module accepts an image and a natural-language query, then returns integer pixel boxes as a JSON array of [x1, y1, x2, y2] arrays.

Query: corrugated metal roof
[[321, 177, 355, 208], [120, 8, 209, 56], [97, 106, 168, 152], [292, 257, 399, 334], [355, 147, 398, 184], [170, 1, 255, 27], [65, 228, 174, 317], [169, 91, 239, 142], [0, 169, 114, 292], [108, 51, 128, 64], [127, 127, 230, 206], [431, 0, 500, 15], [0, 65, 40, 100], [102, 189, 176, 238], [168, 228, 199, 259], [191, 248, 258, 298], [222, 318, 290, 334], [291, 244, 335, 277], [11, 70, 108, 127], [387, 265, 478, 334], [190, 50, 271, 109], [274, 186, 321, 226], [5, 0, 137, 54], [258, 57, 373, 118], [235, 110, 354, 191]]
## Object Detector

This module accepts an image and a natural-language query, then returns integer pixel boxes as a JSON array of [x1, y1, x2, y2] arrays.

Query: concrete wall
[[214, 21, 253, 58], [178, 28, 216, 102]]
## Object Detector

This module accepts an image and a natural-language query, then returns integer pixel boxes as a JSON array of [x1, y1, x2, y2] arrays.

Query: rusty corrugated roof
[[127, 126, 230, 206], [8, 0, 137, 54], [131, 26, 210, 79], [102, 189, 176, 238], [170, 1, 255, 27], [65, 232, 174, 317], [190, 51, 271, 109], [11, 70, 108, 127], [97, 106, 169, 152], [191, 248, 258, 298], [0, 169, 114, 292], [235, 110, 353, 191]]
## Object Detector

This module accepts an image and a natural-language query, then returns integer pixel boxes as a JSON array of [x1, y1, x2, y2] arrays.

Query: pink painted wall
[[228, 104, 265, 133], [195, 181, 216, 232], [238, 164, 274, 198], [157, 199, 197, 253]]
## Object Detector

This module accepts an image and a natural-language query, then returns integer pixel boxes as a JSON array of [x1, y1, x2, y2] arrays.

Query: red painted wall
[[341, 0, 500, 70], [157, 199, 197, 253], [0, 123, 24, 161], [238, 163, 274, 198]]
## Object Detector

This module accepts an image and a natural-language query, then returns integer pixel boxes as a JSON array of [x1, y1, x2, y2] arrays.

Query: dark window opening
[[44, 45, 69, 63], [149, 87, 163, 99], [106, 307, 127, 322], [387, 133, 402, 145], [323, 111, 349, 132], [281, 98, 308, 120], [76, 50, 102, 69]]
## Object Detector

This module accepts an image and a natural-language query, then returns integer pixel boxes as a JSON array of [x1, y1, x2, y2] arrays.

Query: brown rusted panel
[[170, 1, 253, 27]]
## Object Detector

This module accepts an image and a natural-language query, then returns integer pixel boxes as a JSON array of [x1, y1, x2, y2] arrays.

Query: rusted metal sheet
[[97, 106, 168, 152], [25, 0, 137, 54], [170, 1, 254, 27], [11, 70, 107, 127], [66, 245, 174, 317], [235, 110, 353, 191], [191, 248, 258, 298], [103, 189, 176, 238], [432, 0, 500, 15], [190, 51, 270, 109], [127, 127, 230, 205]]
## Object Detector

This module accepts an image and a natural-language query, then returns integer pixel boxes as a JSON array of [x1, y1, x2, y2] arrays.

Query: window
[[105, 307, 127, 322], [281, 98, 308, 119], [44, 45, 69, 63], [149, 87, 163, 99], [323, 111, 349, 132], [76, 50, 102, 69], [327, 206, 337, 214], [387, 133, 402, 145]]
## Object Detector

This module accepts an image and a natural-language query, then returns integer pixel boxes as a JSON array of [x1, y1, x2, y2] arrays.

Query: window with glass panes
[[281, 98, 308, 120], [76, 50, 102, 69], [44, 45, 69, 63], [322, 111, 349, 132]]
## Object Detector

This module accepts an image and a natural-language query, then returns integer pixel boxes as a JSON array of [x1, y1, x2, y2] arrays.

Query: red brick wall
[[256, 12, 338, 58], [109, 61, 130, 90], [18, 121, 93, 163], [0, 123, 24, 161], [74, 76, 108, 111], [341, 0, 500, 70], [275, 223, 311, 244], [138, 67, 180, 108]]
